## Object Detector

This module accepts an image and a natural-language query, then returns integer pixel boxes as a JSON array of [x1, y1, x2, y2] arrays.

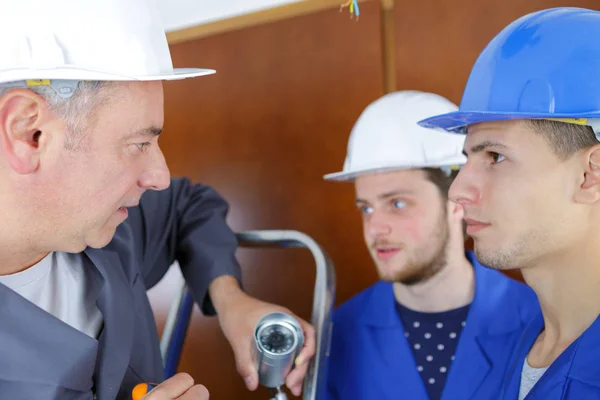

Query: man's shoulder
[[333, 281, 391, 326]]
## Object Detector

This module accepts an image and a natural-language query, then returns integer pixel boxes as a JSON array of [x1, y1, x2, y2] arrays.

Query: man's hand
[[209, 276, 316, 397], [142, 373, 209, 399]]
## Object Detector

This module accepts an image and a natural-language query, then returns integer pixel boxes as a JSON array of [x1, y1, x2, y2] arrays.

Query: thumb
[[232, 337, 259, 391]]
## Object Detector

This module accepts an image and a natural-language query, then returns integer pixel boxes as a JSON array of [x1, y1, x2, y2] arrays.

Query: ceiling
[[152, 0, 301, 32]]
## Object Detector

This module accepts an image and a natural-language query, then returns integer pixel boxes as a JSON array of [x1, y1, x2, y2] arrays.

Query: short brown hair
[[423, 168, 458, 201], [526, 119, 598, 160]]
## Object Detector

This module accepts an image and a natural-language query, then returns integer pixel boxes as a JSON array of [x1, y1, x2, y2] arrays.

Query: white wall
[[153, 0, 301, 32]]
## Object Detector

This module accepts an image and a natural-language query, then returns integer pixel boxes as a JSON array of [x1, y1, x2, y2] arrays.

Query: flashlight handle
[[131, 382, 157, 400]]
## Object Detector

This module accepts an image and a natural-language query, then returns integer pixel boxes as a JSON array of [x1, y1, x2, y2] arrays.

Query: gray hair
[[0, 81, 115, 149]]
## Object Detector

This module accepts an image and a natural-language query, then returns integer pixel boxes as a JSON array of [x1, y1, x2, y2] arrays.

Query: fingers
[[143, 373, 194, 399], [285, 361, 309, 396], [177, 384, 209, 400], [296, 319, 316, 367], [143, 373, 209, 400], [285, 319, 316, 396], [231, 336, 259, 391]]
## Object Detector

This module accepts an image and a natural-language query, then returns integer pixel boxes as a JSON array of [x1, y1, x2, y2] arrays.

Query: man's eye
[[360, 206, 374, 215], [393, 200, 407, 209], [490, 152, 505, 163], [136, 142, 151, 152]]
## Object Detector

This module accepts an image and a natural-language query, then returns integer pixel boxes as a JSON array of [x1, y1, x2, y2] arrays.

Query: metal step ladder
[[159, 230, 336, 400]]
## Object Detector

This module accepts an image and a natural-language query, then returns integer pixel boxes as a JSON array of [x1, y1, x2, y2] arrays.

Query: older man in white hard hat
[[0, 1, 315, 399], [323, 91, 540, 400]]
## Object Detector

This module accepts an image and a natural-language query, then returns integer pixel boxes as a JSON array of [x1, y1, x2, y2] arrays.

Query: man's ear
[[448, 199, 464, 218], [0, 89, 52, 174], [447, 199, 464, 226], [577, 145, 600, 204], [446, 199, 467, 242]]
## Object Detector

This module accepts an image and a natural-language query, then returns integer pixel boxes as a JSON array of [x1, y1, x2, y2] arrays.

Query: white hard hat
[[0, 0, 213, 92], [323, 90, 467, 181]]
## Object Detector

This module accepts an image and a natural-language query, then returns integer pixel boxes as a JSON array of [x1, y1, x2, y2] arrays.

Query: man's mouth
[[375, 246, 402, 260], [118, 202, 139, 211], [464, 218, 491, 235]]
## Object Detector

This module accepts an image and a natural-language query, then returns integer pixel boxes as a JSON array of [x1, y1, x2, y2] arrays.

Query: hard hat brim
[[323, 167, 408, 182], [323, 162, 464, 182], [0, 67, 216, 84], [419, 110, 600, 133]]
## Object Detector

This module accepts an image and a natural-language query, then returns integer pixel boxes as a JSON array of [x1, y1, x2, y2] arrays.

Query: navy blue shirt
[[396, 302, 471, 400]]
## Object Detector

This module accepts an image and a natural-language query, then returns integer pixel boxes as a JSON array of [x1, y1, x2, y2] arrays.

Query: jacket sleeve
[[126, 177, 243, 315]]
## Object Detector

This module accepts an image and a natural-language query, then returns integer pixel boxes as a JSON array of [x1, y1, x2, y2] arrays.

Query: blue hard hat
[[418, 7, 600, 134]]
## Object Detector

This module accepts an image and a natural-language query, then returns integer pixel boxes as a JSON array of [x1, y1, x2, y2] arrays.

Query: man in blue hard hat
[[420, 7, 600, 400], [323, 90, 539, 400]]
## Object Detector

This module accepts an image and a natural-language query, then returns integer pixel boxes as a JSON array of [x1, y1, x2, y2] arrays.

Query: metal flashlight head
[[253, 312, 304, 389]]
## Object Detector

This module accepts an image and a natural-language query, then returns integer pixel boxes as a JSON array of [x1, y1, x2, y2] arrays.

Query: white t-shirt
[[518, 357, 548, 400], [0, 252, 103, 338]]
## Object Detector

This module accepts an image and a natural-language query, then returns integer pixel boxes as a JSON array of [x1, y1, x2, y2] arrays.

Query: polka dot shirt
[[396, 302, 470, 400]]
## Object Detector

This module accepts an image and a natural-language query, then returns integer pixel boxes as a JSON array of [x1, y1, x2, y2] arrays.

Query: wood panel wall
[[147, 1, 599, 398]]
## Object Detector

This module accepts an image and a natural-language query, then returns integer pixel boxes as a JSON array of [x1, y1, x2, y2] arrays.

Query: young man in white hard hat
[[419, 7, 600, 400], [323, 90, 540, 400], [0, 1, 315, 399]]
